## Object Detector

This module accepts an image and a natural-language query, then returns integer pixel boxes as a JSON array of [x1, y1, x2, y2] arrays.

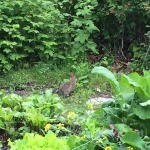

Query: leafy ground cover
[[0, 64, 150, 150], [0, 0, 149, 149], [0, 62, 111, 111]]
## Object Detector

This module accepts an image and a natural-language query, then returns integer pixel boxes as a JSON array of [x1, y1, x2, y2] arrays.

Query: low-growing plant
[[0, 89, 64, 141], [2, 67, 150, 150], [9, 132, 70, 150], [89, 66, 150, 149]]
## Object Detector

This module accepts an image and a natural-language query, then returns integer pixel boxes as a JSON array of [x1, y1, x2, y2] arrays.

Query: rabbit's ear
[[70, 72, 74, 78]]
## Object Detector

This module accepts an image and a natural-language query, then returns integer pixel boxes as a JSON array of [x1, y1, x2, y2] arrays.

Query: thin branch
[[120, 37, 126, 59]]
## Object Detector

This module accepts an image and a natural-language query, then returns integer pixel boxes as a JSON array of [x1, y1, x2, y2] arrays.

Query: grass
[[0, 61, 111, 112]]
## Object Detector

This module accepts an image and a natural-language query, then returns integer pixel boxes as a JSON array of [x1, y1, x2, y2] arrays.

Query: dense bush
[[94, 0, 150, 69], [0, 0, 149, 72], [0, 0, 71, 71]]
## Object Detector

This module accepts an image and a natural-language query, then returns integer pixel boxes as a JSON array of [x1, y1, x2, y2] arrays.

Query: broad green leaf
[[24, 46, 34, 52], [121, 131, 145, 149], [144, 72, 150, 95], [129, 73, 148, 92], [0, 120, 5, 129], [134, 105, 150, 119], [76, 8, 91, 16], [143, 70, 150, 77], [12, 35, 25, 40], [28, 29, 39, 34], [43, 41, 57, 48], [56, 55, 65, 59], [14, 112, 23, 118], [22, 102, 34, 109], [92, 66, 120, 95], [12, 24, 20, 28], [119, 80, 134, 102], [55, 103, 64, 110], [115, 124, 132, 133], [84, 20, 99, 32], [67, 135, 80, 148], [122, 75, 150, 101]]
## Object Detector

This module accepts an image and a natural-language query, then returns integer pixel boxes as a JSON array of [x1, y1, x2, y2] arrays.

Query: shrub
[[0, 0, 71, 72]]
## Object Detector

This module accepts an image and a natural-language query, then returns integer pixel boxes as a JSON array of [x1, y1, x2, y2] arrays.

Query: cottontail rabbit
[[57, 73, 77, 97]]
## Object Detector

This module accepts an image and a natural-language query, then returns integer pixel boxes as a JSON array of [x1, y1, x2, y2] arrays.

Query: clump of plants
[[6, 67, 150, 150], [0, 89, 64, 146], [1, 0, 149, 73], [9, 133, 70, 150]]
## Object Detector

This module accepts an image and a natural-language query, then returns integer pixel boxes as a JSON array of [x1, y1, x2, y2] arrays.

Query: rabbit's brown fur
[[57, 73, 77, 97]]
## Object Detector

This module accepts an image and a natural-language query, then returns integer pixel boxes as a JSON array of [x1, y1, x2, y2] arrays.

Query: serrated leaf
[[86, 40, 97, 52], [71, 19, 82, 27], [43, 41, 57, 48], [35, 45, 44, 51], [74, 32, 89, 44]]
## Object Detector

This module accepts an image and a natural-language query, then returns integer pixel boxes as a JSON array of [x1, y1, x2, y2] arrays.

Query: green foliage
[[130, 29, 150, 71], [1, 66, 150, 149], [92, 66, 119, 95], [0, 0, 149, 72], [95, 0, 149, 52], [90, 66, 150, 149], [9, 133, 70, 150], [0, 89, 64, 140], [121, 132, 145, 149], [70, 0, 99, 55], [0, 0, 71, 72]]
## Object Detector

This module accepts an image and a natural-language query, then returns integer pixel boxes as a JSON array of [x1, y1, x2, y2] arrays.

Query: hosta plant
[[90, 66, 150, 149]]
